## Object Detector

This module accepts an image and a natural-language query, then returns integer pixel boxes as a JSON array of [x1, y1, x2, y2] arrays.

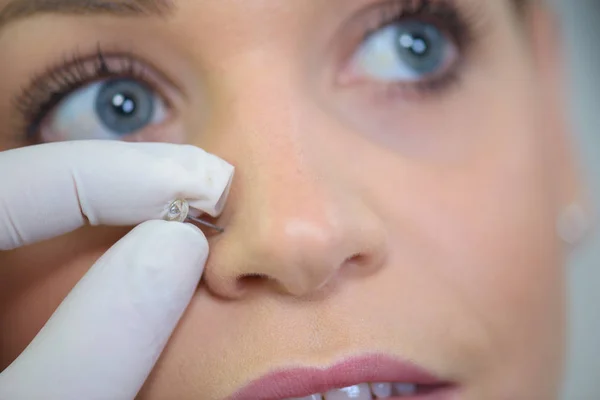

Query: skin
[[0, 0, 584, 399]]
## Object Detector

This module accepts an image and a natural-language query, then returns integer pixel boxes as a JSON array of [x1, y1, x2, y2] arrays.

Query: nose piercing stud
[[166, 199, 189, 223], [166, 199, 225, 233]]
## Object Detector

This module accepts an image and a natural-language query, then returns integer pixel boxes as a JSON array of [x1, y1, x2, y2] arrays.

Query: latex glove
[[0, 141, 234, 400]]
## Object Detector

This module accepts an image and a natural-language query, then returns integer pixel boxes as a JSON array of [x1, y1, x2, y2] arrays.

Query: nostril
[[342, 251, 384, 279], [239, 273, 269, 281], [345, 253, 368, 267], [236, 273, 270, 291]]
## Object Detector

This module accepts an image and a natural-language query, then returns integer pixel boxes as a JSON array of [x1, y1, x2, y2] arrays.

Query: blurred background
[[556, 0, 600, 399]]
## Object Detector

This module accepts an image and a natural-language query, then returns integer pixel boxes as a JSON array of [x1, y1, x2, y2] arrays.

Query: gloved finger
[[0, 140, 234, 250], [0, 220, 208, 400]]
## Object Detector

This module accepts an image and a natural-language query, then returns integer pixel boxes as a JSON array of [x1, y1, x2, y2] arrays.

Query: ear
[[527, 4, 593, 238]]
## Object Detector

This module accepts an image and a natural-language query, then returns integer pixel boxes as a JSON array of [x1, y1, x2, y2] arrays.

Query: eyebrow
[[0, 0, 174, 29]]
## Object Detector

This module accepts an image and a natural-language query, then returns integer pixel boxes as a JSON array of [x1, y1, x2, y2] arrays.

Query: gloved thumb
[[0, 220, 208, 400]]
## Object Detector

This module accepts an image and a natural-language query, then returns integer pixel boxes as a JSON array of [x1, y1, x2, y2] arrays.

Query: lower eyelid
[[39, 114, 185, 145], [122, 121, 188, 144]]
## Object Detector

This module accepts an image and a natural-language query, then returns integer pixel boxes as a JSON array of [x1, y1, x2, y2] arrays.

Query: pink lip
[[229, 354, 454, 400]]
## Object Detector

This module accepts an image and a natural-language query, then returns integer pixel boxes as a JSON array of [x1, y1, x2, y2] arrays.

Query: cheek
[[347, 77, 566, 384], [0, 227, 127, 370]]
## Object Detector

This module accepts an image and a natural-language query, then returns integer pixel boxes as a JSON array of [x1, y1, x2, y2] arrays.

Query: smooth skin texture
[[0, 0, 583, 399]]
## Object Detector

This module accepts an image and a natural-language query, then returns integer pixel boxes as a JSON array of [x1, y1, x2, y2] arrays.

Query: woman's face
[[0, 0, 579, 399]]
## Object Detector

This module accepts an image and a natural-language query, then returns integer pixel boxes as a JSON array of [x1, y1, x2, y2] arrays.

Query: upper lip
[[228, 354, 450, 400]]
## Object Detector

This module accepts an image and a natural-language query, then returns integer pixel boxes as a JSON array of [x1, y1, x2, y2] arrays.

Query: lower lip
[[229, 355, 458, 400]]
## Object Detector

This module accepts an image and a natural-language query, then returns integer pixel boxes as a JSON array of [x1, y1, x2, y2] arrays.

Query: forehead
[[0, 0, 520, 30]]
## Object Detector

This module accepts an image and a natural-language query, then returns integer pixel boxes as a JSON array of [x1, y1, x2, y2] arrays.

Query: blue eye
[[44, 78, 167, 141], [352, 20, 458, 82]]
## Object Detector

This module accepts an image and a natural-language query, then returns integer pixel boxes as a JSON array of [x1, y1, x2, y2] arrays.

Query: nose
[[200, 134, 387, 298], [196, 65, 388, 298], [204, 167, 388, 298]]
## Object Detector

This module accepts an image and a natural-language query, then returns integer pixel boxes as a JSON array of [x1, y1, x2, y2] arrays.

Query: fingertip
[[181, 221, 210, 257], [132, 218, 206, 240], [128, 219, 210, 264]]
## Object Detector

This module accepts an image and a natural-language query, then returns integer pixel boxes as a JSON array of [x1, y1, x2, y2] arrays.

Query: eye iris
[[394, 21, 446, 76], [96, 79, 155, 135]]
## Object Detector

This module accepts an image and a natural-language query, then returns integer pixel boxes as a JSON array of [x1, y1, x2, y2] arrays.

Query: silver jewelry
[[166, 199, 190, 223], [166, 199, 225, 233]]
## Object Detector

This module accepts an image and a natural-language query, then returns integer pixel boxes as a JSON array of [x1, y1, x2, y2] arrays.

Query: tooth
[[393, 383, 417, 396], [325, 383, 371, 400], [290, 395, 323, 400], [370, 382, 392, 398]]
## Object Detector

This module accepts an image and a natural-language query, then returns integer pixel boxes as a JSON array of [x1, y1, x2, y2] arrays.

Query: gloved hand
[[0, 140, 234, 400]]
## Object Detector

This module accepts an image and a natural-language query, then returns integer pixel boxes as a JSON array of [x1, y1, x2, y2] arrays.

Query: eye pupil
[[96, 79, 155, 135], [399, 33, 429, 56], [111, 93, 137, 116]]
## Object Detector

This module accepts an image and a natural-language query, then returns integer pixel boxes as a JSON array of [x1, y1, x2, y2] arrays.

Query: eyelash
[[12, 0, 478, 141], [356, 0, 480, 94], [13, 46, 157, 141]]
